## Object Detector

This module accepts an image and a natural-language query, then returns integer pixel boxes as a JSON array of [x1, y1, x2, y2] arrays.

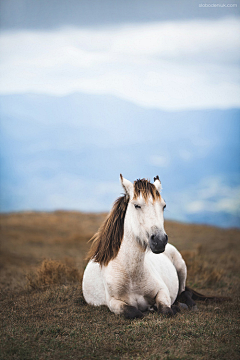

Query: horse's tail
[[185, 286, 232, 303]]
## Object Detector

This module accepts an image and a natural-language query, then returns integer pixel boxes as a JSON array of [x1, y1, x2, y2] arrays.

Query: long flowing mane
[[87, 194, 129, 266], [87, 178, 161, 266]]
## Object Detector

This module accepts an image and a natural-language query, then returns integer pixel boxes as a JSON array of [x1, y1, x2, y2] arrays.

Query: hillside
[[0, 211, 239, 359]]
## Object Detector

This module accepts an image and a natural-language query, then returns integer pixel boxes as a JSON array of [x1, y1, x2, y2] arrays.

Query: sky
[[1, 0, 240, 110], [0, 0, 240, 227]]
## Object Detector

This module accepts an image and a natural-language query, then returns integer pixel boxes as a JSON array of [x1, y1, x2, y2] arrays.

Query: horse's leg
[[108, 297, 144, 319], [177, 264, 187, 295], [164, 244, 187, 295], [177, 289, 197, 309], [164, 245, 194, 310], [155, 289, 175, 316]]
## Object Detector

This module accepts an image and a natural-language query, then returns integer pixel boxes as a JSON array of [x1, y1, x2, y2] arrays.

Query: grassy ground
[[0, 211, 240, 359]]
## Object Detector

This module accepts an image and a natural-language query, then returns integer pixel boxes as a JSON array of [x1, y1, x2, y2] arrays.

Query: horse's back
[[82, 260, 107, 306]]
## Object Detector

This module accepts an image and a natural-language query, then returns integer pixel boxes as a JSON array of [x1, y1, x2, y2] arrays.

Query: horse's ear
[[120, 174, 133, 197], [153, 175, 162, 192]]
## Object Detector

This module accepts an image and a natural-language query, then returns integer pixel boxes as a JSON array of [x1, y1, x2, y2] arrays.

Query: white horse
[[82, 175, 202, 318]]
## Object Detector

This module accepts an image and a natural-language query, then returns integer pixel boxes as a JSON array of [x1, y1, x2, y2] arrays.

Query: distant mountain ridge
[[0, 92, 239, 228]]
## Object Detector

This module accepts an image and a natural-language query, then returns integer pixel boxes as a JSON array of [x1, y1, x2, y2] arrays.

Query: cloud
[[168, 176, 240, 221], [178, 150, 192, 162], [0, 18, 240, 110], [150, 155, 170, 167]]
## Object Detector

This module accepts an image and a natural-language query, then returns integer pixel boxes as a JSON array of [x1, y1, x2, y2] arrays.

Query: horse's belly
[[82, 260, 107, 306], [145, 252, 179, 305]]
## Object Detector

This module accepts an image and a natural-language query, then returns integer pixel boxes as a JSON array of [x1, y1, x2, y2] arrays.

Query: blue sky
[[0, 0, 240, 227]]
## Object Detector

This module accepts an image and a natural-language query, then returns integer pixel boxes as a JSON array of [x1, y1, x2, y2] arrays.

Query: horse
[[82, 175, 229, 319]]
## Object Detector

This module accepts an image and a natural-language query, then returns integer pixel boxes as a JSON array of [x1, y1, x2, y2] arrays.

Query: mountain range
[[0, 92, 239, 228]]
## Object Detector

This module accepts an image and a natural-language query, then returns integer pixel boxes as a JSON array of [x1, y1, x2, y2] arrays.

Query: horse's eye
[[163, 205, 166, 210], [134, 204, 141, 209]]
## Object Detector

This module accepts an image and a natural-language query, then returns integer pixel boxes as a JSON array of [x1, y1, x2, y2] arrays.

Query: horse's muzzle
[[149, 234, 168, 254]]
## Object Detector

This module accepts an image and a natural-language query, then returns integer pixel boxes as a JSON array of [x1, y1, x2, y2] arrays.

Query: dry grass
[[26, 259, 82, 289], [181, 246, 224, 287], [0, 211, 240, 360], [0, 211, 106, 293]]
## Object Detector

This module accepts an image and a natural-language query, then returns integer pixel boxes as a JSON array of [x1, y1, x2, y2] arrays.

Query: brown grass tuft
[[26, 258, 81, 289]]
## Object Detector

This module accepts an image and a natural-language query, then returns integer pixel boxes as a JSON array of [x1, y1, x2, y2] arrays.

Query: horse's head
[[120, 174, 168, 254]]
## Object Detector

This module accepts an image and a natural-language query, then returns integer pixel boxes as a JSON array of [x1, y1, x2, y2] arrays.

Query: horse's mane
[[87, 178, 161, 266], [87, 194, 129, 266], [133, 178, 161, 201]]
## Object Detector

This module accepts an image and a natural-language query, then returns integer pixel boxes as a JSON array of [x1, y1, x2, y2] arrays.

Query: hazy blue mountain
[[0, 93, 239, 228]]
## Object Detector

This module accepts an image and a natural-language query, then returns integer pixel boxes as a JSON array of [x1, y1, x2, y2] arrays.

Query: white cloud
[[186, 201, 205, 213], [186, 196, 240, 215], [162, 175, 240, 227], [150, 155, 170, 167], [179, 150, 192, 162], [0, 18, 240, 110], [183, 176, 240, 215]]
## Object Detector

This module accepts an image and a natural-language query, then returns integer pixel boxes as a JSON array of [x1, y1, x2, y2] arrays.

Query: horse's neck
[[117, 226, 145, 276]]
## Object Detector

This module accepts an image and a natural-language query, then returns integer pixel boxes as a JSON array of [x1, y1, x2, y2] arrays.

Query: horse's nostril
[[150, 234, 156, 242], [150, 234, 159, 245], [165, 234, 168, 242]]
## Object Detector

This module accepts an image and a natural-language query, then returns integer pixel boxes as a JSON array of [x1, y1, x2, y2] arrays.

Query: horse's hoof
[[159, 305, 174, 317], [171, 304, 181, 314], [178, 302, 189, 310], [123, 305, 144, 319], [178, 290, 196, 309], [191, 305, 198, 312]]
